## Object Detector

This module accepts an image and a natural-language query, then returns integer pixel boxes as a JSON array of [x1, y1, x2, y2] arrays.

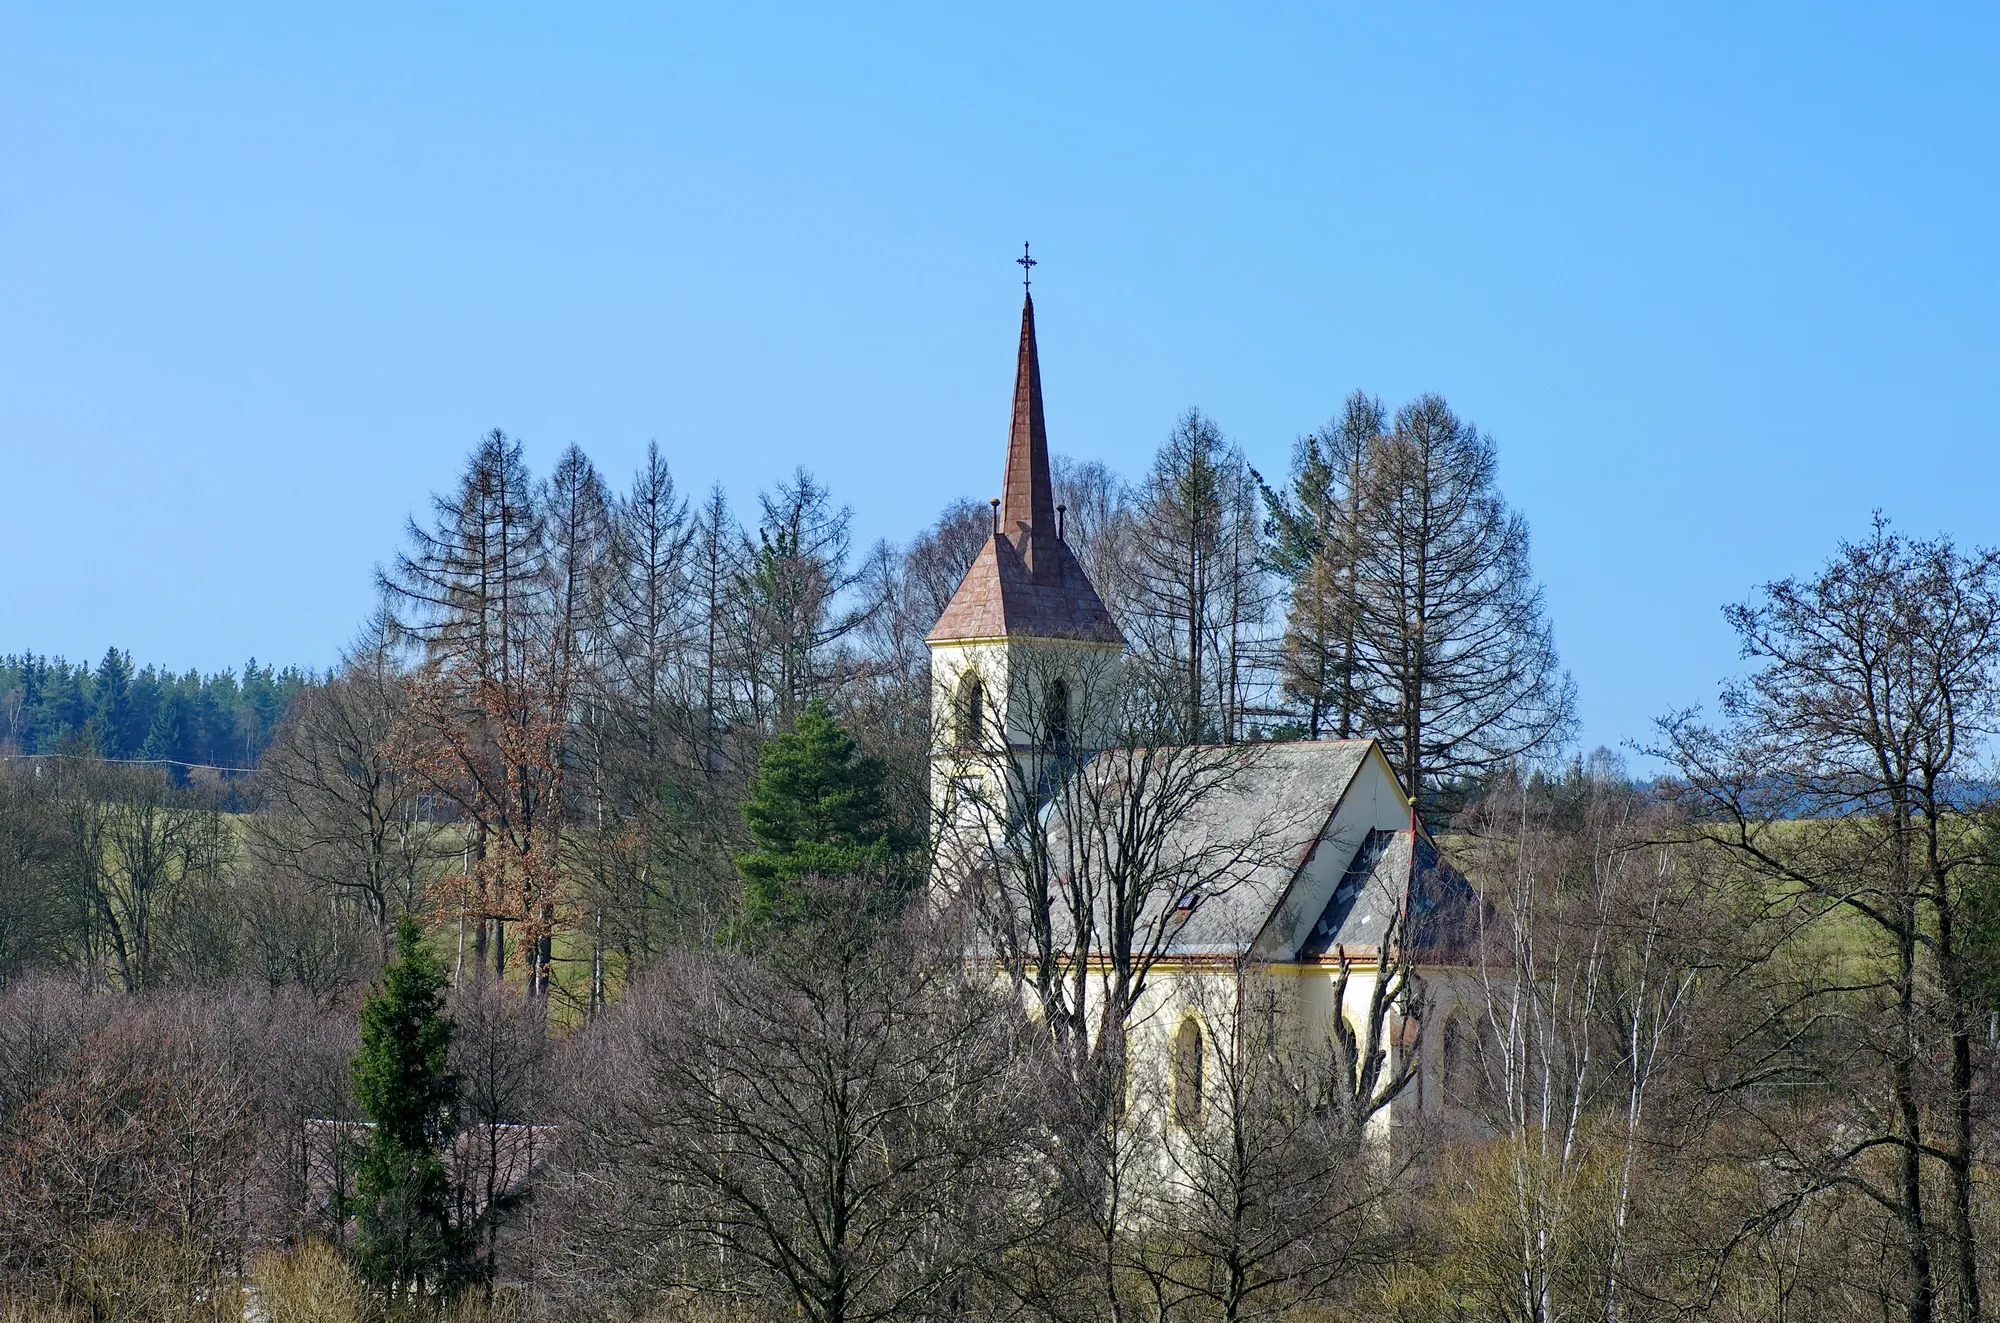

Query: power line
[[0, 751, 261, 775]]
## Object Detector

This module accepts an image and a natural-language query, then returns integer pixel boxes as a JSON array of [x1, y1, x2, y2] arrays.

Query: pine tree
[[351, 916, 466, 1300], [1260, 392, 1385, 740], [735, 700, 905, 932]]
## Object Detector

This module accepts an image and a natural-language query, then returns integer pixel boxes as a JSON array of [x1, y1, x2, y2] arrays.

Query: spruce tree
[[735, 700, 906, 932], [91, 647, 136, 757], [351, 916, 465, 1300]]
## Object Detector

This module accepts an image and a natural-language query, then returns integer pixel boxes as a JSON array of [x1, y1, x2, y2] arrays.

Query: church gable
[[1028, 739, 1434, 962], [1247, 742, 1414, 960]]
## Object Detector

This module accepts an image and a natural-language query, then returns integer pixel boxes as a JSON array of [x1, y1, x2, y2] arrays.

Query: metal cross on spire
[[1017, 241, 1036, 292]]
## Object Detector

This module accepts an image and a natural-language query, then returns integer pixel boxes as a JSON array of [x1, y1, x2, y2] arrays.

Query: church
[[922, 284, 1483, 1129]]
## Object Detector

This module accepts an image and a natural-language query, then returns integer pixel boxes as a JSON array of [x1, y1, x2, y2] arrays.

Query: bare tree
[[1139, 958, 1423, 1323], [0, 762, 68, 983], [450, 974, 549, 1299], [1440, 763, 1731, 1323], [526, 444, 614, 999], [602, 440, 698, 769], [937, 647, 1285, 1086], [252, 613, 447, 948], [1125, 411, 1273, 743], [48, 760, 229, 994], [897, 498, 993, 645], [539, 885, 1045, 1323], [1654, 518, 2000, 1323], [738, 469, 884, 730], [233, 868, 379, 998], [0, 991, 262, 1313], [383, 429, 552, 980], [1054, 455, 1138, 625], [1351, 394, 1574, 808]]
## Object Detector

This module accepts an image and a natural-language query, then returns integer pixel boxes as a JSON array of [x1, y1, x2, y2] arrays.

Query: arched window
[[954, 673, 985, 749], [1044, 678, 1071, 753], [1441, 1015, 1474, 1108], [1171, 1018, 1204, 1126], [1474, 1015, 1504, 1108]]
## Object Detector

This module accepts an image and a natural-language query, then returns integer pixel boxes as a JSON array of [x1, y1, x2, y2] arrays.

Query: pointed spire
[[1001, 292, 1059, 582], [925, 284, 1123, 648]]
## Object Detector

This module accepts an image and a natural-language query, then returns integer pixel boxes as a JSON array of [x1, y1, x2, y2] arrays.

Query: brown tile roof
[[928, 292, 1123, 646], [927, 530, 1124, 643]]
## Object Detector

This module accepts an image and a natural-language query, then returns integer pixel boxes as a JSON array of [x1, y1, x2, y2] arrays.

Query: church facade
[[925, 290, 1483, 1131]]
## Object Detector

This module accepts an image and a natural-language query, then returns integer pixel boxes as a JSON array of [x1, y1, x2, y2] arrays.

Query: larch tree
[[737, 469, 881, 731], [1350, 393, 1573, 809], [527, 444, 614, 999], [1125, 409, 1272, 744], [384, 430, 561, 986]]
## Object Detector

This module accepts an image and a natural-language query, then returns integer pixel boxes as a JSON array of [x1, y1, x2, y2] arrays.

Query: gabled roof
[[1027, 740, 1373, 955], [1018, 737, 1477, 965], [928, 293, 1123, 647], [1141, 740, 1374, 957]]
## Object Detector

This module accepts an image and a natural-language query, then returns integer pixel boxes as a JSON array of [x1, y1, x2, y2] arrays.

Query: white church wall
[[927, 636, 1126, 874]]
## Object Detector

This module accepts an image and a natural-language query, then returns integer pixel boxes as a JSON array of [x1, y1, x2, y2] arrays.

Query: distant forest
[[0, 650, 315, 770]]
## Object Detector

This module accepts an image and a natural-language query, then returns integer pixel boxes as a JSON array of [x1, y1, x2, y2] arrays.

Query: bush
[[249, 1240, 368, 1323]]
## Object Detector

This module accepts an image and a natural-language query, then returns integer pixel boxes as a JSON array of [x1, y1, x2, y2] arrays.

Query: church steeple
[[926, 277, 1122, 648], [1000, 293, 1060, 583]]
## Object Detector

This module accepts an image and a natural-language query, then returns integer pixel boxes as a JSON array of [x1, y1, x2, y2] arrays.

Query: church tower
[[927, 288, 1124, 861]]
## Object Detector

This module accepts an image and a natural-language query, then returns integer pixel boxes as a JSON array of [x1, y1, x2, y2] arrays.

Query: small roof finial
[[1017, 241, 1036, 293]]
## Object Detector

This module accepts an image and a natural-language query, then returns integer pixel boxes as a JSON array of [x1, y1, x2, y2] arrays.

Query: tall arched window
[[954, 673, 985, 749], [1171, 1017, 1204, 1126], [1441, 1015, 1474, 1108], [1044, 677, 1071, 753]]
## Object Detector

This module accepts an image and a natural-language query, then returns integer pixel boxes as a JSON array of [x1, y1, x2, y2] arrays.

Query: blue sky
[[3, 3, 1996, 759]]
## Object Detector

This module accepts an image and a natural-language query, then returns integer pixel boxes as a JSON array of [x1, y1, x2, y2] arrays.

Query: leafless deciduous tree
[[938, 648, 1284, 1088], [1054, 454, 1137, 625], [46, 760, 228, 993], [0, 763, 68, 984], [1442, 763, 1728, 1323], [448, 974, 550, 1300], [1136, 961, 1421, 1323], [0, 991, 261, 1315], [1655, 519, 2000, 1323], [252, 614, 448, 947], [538, 885, 1045, 1323], [1350, 394, 1573, 807]]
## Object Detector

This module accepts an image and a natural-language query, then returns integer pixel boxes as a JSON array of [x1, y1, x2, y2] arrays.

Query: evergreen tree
[[140, 688, 194, 765], [351, 916, 466, 1300], [91, 647, 136, 757], [735, 699, 905, 931], [1259, 392, 1385, 740]]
